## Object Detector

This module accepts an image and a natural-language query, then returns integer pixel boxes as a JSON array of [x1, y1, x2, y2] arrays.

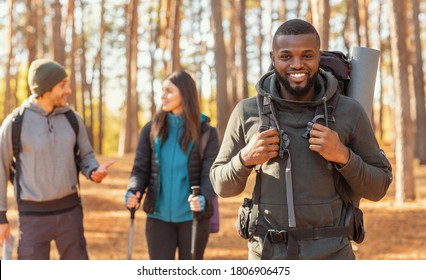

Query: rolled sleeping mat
[[347, 47, 380, 123]]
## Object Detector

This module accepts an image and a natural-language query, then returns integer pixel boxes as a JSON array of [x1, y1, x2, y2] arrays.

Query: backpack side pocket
[[235, 198, 253, 239]]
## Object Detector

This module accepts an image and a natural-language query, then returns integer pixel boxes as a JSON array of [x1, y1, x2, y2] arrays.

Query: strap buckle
[[267, 229, 288, 244]]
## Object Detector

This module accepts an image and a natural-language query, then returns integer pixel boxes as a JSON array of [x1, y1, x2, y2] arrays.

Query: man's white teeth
[[291, 73, 305, 78]]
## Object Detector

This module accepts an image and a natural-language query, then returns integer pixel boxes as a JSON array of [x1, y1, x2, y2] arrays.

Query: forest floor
[[2, 144, 426, 260]]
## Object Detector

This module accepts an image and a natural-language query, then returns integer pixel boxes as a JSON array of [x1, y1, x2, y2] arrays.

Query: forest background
[[0, 0, 425, 259]]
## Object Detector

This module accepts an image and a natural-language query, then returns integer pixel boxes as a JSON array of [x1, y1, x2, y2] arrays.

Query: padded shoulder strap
[[199, 124, 211, 161], [11, 107, 26, 158], [64, 110, 81, 187], [64, 110, 79, 136]]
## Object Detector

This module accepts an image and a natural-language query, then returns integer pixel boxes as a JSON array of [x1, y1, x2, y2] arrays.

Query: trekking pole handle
[[128, 189, 138, 220], [191, 186, 200, 199]]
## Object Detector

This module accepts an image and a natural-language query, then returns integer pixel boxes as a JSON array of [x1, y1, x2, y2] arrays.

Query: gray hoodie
[[0, 96, 99, 222], [210, 70, 392, 259]]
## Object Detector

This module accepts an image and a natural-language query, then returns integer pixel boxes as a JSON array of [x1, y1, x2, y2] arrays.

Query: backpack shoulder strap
[[199, 123, 211, 161], [64, 110, 81, 187], [10, 107, 26, 200], [257, 94, 273, 132], [64, 110, 79, 136], [11, 107, 26, 159]]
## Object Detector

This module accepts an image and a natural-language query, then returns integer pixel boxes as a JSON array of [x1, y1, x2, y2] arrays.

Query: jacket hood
[[22, 95, 72, 116], [255, 68, 339, 107]]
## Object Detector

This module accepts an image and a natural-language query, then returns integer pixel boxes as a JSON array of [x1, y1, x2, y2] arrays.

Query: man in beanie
[[0, 58, 113, 259]]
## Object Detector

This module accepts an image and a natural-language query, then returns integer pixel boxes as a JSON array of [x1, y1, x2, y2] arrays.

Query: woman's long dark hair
[[151, 70, 201, 153]]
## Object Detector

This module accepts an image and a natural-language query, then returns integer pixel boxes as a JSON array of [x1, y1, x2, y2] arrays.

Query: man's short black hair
[[273, 19, 321, 47]]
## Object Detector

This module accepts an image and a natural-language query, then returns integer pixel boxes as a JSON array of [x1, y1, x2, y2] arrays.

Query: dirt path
[[3, 153, 426, 260]]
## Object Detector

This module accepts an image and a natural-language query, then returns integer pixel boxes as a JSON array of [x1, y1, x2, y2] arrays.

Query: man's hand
[[0, 223, 10, 244], [308, 123, 349, 165], [240, 128, 280, 167], [91, 160, 115, 183]]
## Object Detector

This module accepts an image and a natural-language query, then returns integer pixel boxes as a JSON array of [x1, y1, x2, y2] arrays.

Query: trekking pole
[[190, 185, 200, 260], [127, 189, 137, 260]]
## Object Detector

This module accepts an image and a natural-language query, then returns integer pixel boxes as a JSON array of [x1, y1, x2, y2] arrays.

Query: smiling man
[[210, 19, 393, 260], [0, 58, 113, 259]]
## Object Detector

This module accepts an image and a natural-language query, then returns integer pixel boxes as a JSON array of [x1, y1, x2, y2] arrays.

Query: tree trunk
[[377, 0, 384, 141], [388, 0, 415, 203], [310, 0, 330, 50], [79, 0, 94, 145], [229, 0, 238, 107], [359, 0, 370, 47], [120, 0, 140, 154], [238, 0, 248, 100], [4, 0, 15, 118], [171, 0, 181, 72], [51, 0, 65, 65], [278, 0, 286, 22], [211, 0, 229, 141], [66, 0, 77, 110], [26, 0, 37, 96], [411, 0, 426, 164], [343, 0, 352, 51], [321, 0, 330, 50], [149, 0, 161, 119], [258, 1, 264, 77], [352, 0, 361, 46], [35, 0, 45, 58], [98, 0, 106, 154]]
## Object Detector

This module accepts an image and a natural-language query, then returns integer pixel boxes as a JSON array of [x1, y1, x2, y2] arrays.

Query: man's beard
[[275, 69, 318, 97]]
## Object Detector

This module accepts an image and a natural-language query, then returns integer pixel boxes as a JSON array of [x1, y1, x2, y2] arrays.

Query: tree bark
[[4, 0, 15, 118], [98, 0, 106, 154], [66, 0, 77, 110], [50, 0, 65, 65], [26, 0, 37, 96], [411, 0, 426, 164], [388, 0, 415, 203], [171, 0, 181, 72], [120, 0, 140, 154], [237, 0, 248, 100], [211, 0, 229, 141]]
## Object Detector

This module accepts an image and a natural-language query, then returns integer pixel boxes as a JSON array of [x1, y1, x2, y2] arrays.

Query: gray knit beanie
[[28, 59, 68, 96]]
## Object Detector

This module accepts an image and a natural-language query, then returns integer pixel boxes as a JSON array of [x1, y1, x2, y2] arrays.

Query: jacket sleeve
[[127, 122, 152, 195], [0, 114, 14, 223], [199, 126, 219, 202], [75, 112, 100, 178], [210, 102, 254, 198], [336, 100, 393, 202]]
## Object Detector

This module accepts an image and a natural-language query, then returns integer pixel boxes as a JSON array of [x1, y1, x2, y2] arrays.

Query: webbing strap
[[284, 150, 296, 228], [257, 95, 296, 228]]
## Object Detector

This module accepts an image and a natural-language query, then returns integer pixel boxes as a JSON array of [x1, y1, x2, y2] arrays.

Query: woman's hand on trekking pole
[[126, 191, 141, 209], [188, 194, 205, 212]]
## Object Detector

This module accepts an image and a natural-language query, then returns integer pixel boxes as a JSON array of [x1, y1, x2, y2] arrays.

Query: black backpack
[[9, 108, 80, 200]]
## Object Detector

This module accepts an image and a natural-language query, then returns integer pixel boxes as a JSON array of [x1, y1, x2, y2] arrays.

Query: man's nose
[[290, 57, 303, 69]]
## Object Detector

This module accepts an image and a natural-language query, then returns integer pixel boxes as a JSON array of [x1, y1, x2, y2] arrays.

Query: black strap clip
[[267, 229, 288, 244]]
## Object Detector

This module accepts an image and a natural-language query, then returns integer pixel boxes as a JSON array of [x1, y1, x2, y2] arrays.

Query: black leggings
[[146, 217, 210, 260]]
